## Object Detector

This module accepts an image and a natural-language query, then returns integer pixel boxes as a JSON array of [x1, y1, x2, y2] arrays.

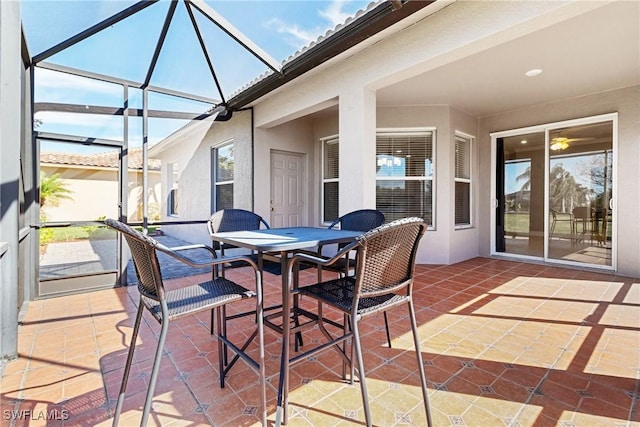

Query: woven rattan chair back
[[207, 208, 270, 236], [105, 219, 164, 301], [329, 209, 385, 232], [353, 217, 425, 298]]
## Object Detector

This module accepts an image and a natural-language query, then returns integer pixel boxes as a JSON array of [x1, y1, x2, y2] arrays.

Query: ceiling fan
[[549, 136, 595, 151]]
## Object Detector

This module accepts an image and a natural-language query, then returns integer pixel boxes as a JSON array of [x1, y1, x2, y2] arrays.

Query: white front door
[[270, 150, 305, 228]]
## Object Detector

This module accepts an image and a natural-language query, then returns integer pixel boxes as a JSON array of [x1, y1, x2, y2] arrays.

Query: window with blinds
[[213, 142, 234, 211], [455, 133, 472, 227], [322, 137, 339, 223], [376, 131, 434, 226], [168, 162, 179, 216]]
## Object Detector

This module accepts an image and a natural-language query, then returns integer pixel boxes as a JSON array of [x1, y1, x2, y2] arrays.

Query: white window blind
[[168, 162, 179, 216], [455, 134, 472, 226], [322, 137, 339, 223], [376, 131, 434, 226]]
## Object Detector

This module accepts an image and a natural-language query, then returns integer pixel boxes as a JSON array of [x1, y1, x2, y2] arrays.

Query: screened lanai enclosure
[[22, 0, 283, 297]]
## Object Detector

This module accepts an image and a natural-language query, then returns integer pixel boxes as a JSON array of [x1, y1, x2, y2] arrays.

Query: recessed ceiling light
[[521, 140, 528, 144], [525, 69, 543, 77]]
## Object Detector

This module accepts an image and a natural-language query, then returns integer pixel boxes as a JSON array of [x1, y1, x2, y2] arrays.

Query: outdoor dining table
[[209, 226, 363, 425]]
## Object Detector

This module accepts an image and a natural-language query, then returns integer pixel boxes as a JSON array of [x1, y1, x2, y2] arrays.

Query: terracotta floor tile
[[1, 258, 637, 426]]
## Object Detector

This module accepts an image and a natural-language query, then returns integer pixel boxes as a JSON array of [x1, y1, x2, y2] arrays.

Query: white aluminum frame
[[490, 113, 618, 271]]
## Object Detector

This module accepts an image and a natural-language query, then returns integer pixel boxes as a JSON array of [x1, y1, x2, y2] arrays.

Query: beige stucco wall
[[249, 1, 601, 266], [257, 105, 481, 265], [254, 117, 316, 226], [477, 85, 640, 277], [154, 0, 638, 276], [40, 165, 160, 223], [154, 110, 254, 245]]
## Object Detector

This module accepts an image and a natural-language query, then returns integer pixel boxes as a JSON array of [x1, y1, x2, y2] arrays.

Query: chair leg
[[341, 313, 349, 382], [222, 305, 229, 366], [216, 306, 226, 388], [112, 302, 144, 427], [141, 305, 170, 427], [351, 318, 372, 427], [383, 312, 392, 348], [341, 315, 355, 384], [253, 277, 268, 426], [408, 299, 433, 427]]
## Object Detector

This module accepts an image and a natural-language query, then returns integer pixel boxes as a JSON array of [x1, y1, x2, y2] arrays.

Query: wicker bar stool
[[280, 217, 432, 427], [313, 209, 393, 348], [106, 219, 266, 426]]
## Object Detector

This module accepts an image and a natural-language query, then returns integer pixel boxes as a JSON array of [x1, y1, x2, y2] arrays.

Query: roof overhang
[[227, 0, 437, 110]]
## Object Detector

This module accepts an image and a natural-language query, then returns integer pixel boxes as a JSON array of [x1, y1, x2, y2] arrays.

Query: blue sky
[[23, 0, 372, 100], [22, 0, 372, 145]]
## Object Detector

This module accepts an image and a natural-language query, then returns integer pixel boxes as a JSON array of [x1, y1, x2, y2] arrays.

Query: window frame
[[454, 131, 474, 229], [375, 128, 436, 229], [168, 162, 179, 217], [321, 135, 339, 225], [212, 140, 234, 212]]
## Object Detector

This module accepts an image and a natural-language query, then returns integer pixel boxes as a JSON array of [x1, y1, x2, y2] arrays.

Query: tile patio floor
[[1, 257, 638, 426]]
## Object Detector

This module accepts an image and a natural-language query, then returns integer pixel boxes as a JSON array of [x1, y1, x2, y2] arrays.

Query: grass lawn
[[505, 212, 574, 236], [47, 226, 115, 243], [42, 224, 160, 244]]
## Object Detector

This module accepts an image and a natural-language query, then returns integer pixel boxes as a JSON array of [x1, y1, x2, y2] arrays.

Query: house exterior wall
[[153, 0, 638, 276], [249, 1, 597, 266], [254, 117, 316, 226], [477, 85, 640, 278], [155, 110, 254, 245], [262, 105, 480, 265], [252, 1, 594, 129], [40, 165, 160, 223]]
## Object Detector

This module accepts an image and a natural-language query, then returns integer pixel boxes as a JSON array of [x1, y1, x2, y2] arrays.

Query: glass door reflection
[[548, 122, 613, 267]]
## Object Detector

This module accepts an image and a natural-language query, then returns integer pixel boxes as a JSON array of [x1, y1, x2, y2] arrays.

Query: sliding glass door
[[493, 114, 616, 269]]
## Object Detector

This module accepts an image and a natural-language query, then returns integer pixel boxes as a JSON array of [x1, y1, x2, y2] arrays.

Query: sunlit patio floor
[[1, 257, 639, 426]]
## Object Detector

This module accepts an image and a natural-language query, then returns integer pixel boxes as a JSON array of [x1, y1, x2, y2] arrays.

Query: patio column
[[0, 0, 21, 364], [338, 86, 376, 213]]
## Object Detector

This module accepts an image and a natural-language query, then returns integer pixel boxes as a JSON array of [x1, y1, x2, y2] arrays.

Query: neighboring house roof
[[40, 147, 160, 171], [227, 0, 435, 109]]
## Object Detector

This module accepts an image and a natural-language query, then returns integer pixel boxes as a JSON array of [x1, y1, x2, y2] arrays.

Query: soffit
[[376, 1, 640, 118]]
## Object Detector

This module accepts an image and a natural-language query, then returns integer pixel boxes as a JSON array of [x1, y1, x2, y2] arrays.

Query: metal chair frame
[[315, 209, 392, 347], [106, 219, 266, 426], [281, 217, 432, 427]]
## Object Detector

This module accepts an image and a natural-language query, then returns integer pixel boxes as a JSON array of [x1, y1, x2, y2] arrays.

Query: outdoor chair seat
[[140, 277, 254, 321], [301, 277, 407, 315], [105, 219, 266, 427]]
